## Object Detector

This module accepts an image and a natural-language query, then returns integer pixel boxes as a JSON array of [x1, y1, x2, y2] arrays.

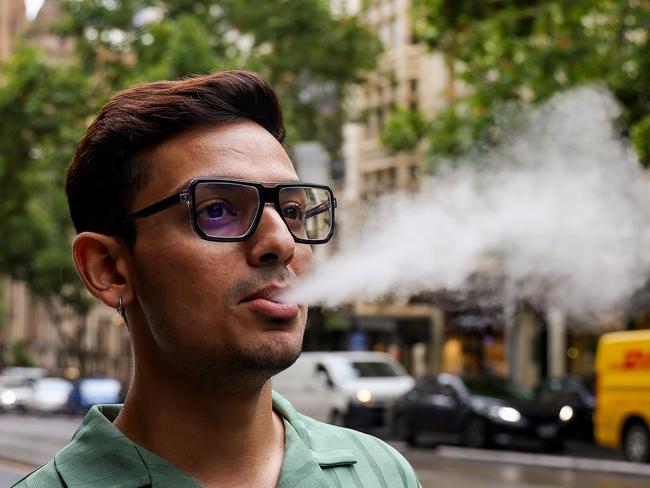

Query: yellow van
[[594, 329, 650, 462]]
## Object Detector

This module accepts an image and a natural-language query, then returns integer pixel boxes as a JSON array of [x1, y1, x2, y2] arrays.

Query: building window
[[387, 167, 397, 187], [410, 79, 418, 96], [379, 23, 389, 47], [365, 114, 375, 138], [391, 18, 401, 49]]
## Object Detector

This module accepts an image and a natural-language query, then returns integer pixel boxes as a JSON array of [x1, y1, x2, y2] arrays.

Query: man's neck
[[113, 368, 285, 488]]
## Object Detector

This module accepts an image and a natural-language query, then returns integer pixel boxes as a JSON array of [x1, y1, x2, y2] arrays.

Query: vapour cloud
[[286, 87, 650, 318]]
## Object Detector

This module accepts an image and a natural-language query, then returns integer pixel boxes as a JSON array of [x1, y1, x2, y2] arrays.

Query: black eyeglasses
[[119, 178, 337, 244]]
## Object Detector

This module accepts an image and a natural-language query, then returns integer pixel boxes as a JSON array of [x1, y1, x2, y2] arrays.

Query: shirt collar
[[272, 391, 358, 467], [54, 404, 199, 488], [52, 393, 356, 488]]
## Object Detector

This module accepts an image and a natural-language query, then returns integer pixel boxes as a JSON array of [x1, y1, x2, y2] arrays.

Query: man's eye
[[199, 201, 237, 220], [282, 204, 304, 221]]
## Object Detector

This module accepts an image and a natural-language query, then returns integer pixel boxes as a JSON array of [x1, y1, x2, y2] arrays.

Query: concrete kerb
[[436, 446, 650, 478]]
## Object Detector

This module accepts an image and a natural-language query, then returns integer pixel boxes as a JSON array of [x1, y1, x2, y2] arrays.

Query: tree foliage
[[380, 107, 427, 153], [0, 45, 95, 314], [0, 1, 380, 320], [410, 0, 650, 166], [57, 0, 381, 156]]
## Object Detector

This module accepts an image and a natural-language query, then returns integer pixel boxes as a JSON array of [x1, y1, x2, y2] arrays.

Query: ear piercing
[[116, 296, 127, 322]]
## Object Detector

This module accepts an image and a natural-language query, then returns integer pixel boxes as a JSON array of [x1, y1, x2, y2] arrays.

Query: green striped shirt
[[13, 391, 421, 488]]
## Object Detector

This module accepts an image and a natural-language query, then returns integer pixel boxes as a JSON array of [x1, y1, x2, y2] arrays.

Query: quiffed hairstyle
[[65, 70, 285, 242]]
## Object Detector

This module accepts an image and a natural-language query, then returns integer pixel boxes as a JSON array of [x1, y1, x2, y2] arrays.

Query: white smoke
[[286, 87, 650, 317]]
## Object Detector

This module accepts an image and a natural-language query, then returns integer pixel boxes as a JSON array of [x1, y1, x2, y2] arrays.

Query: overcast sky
[[24, 0, 45, 20]]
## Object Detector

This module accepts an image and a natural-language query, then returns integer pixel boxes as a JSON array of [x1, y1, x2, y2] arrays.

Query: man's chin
[[171, 337, 303, 395], [236, 342, 302, 377]]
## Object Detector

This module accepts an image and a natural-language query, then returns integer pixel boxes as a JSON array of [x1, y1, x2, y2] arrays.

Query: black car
[[536, 376, 595, 441], [392, 373, 575, 451]]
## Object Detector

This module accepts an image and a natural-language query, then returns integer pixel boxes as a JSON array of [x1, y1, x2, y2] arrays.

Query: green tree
[[1, 3, 380, 372], [0, 45, 97, 372], [410, 0, 650, 166], [0, 45, 94, 310], [380, 107, 427, 153], [10, 340, 35, 367], [57, 0, 381, 157]]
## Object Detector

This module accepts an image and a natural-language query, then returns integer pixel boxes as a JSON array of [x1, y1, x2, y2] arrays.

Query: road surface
[[2, 414, 650, 487]]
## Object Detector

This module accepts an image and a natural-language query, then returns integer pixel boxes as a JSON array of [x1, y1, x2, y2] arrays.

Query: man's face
[[128, 121, 312, 383]]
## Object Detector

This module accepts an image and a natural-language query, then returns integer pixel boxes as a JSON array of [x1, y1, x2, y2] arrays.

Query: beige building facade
[[0, 0, 27, 60], [343, 0, 450, 201], [337, 0, 456, 376], [2, 278, 131, 381]]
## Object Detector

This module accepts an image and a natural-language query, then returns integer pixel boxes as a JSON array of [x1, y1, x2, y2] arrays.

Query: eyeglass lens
[[193, 182, 333, 241]]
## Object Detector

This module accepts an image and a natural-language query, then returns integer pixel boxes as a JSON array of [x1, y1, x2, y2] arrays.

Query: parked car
[[25, 377, 74, 415], [67, 377, 123, 414], [536, 376, 595, 441], [0, 376, 35, 413], [392, 373, 575, 451], [0, 367, 47, 380], [272, 351, 415, 429]]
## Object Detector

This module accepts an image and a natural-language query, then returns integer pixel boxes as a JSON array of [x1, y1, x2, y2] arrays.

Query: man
[[14, 71, 421, 488]]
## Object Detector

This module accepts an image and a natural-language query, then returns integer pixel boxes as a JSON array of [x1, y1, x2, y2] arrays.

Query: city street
[[2, 414, 650, 487], [401, 444, 650, 487]]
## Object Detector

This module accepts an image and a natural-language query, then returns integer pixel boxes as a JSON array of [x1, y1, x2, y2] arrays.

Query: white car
[[0, 376, 35, 412], [25, 377, 74, 414], [272, 351, 415, 429]]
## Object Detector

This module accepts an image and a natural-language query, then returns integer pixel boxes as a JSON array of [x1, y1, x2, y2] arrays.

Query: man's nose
[[246, 204, 296, 266]]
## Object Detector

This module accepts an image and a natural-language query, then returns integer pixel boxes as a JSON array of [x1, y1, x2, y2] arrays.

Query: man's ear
[[72, 232, 135, 309]]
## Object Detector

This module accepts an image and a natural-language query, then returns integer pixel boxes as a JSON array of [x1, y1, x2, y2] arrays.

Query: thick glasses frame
[[119, 178, 337, 244]]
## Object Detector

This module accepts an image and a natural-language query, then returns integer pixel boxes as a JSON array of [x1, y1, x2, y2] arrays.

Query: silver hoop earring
[[116, 296, 127, 322]]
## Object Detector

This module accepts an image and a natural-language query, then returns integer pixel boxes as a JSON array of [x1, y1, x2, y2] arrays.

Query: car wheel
[[623, 421, 650, 463], [463, 416, 489, 449]]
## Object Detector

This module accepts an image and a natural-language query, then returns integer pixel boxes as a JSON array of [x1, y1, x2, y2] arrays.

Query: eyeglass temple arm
[[305, 198, 337, 219], [120, 193, 186, 225]]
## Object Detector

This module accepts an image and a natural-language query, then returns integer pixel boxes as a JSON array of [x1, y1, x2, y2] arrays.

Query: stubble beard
[[174, 329, 304, 397]]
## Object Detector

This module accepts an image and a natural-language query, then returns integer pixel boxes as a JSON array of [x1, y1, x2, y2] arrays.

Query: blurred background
[[2, 1, 650, 487]]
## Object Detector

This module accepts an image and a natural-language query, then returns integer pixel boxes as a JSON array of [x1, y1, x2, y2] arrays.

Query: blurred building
[[342, 0, 451, 201], [0, 0, 130, 382], [0, 0, 27, 60], [1, 278, 131, 381], [25, 0, 74, 62], [333, 0, 630, 387], [330, 0, 456, 377]]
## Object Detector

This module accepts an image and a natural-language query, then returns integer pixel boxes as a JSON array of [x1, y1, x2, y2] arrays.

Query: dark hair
[[65, 70, 285, 241]]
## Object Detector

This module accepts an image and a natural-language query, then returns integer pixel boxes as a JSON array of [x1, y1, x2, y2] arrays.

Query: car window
[[439, 384, 458, 398], [0, 378, 31, 388], [415, 378, 440, 394], [349, 361, 404, 378], [321, 356, 408, 380], [462, 375, 534, 401]]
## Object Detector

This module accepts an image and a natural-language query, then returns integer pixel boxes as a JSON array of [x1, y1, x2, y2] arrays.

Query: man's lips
[[240, 285, 300, 319]]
